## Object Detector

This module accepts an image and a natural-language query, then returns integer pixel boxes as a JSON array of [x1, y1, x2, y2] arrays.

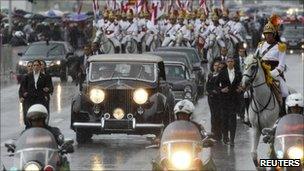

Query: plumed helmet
[[263, 14, 282, 34], [200, 13, 206, 20], [127, 9, 134, 19], [286, 93, 303, 112], [109, 11, 115, 19], [174, 99, 195, 116], [211, 13, 219, 21], [122, 11, 127, 18], [27, 104, 48, 123], [169, 13, 176, 20], [103, 10, 109, 18], [178, 11, 185, 20]]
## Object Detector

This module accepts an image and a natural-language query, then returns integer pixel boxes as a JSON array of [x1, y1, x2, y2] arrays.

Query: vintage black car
[[70, 54, 175, 143], [281, 23, 304, 51], [155, 47, 207, 96], [16, 41, 75, 82], [164, 61, 198, 103]]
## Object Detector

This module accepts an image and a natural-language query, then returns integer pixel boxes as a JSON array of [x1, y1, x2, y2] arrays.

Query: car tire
[[76, 129, 92, 144], [60, 66, 68, 82]]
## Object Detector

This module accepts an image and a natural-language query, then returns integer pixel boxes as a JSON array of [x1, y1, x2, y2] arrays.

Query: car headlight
[[171, 151, 192, 170], [184, 92, 192, 99], [133, 88, 148, 105], [287, 146, 303, 159], [184, 86, 192, 92], [301, 44, 304, 49], [281, 37, 286, 42], [113, 108, 125, 120], [24, 162, 41, 171], [55, 60, 61, 65], [89, 88, 105, 104], [18, 61, 27, 66]]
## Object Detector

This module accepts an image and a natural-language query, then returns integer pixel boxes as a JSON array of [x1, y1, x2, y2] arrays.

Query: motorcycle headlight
[[301, 44, 304, 49], [89, 88, 105, 104], [184, 92, 192, 99], [171, 151, 192, 170], [133, 88, 148, 105], [18, 61, 27, 66], [243, 42, 248, 49], [287, 146, 303, 159], [24, 162, 41, 171]]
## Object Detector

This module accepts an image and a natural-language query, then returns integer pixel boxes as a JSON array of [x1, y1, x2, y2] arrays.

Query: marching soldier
[[256, 14, 288, 116]]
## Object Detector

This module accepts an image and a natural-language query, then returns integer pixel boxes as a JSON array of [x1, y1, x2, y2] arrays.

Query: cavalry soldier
[[202, 14, 225, 48], [176, 12, 191, 47], [105, 11, 122, 53], [231, 12, 246, 44], [137, 11, 148, 53], [121, 10, 138, 53], [145, 12, 158, 51], [161, 13, 180, 47], [256, 14, 288, 116]]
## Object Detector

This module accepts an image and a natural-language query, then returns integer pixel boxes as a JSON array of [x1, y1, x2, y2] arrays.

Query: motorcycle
[[152, 121, 216, 171], [3, 128, 74, 171], [262, 114, 304, 171]]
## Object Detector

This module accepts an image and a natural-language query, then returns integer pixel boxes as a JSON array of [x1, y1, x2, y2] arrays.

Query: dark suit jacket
[[23, 72, 53, 103], [206, 72, 220, 101], [216, 68, 242, 102]]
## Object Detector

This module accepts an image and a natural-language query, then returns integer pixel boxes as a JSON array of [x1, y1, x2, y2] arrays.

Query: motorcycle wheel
[[126, 39, 138, 54]]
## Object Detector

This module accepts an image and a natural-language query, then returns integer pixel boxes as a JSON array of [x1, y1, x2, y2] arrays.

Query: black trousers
[[237, 93, 245, 119], [208, 96, 222, 141], [22, 101, 30, 128], [221, 102, 237, 143]]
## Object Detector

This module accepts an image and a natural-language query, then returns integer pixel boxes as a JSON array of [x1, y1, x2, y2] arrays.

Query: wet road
[[1, 51, 303, 170]]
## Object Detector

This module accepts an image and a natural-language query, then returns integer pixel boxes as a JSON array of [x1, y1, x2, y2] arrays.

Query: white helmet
[[27, 104, 48, 124], [285, 93, 303, 113], [174, 99, 195, 116]]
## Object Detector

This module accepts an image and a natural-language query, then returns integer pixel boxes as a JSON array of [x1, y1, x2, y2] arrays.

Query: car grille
[[104, 89, 134, 116]]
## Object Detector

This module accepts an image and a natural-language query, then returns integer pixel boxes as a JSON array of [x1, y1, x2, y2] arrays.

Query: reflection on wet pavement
[[56, 84, 62, 112], [19, 102, 23, 126], [91, 154, 104, 171]]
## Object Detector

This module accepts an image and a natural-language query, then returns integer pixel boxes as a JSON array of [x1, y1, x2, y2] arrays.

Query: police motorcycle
[[262, 114, 304, 170], [3, 128, 74, 171], [152, 121, 216, 171]]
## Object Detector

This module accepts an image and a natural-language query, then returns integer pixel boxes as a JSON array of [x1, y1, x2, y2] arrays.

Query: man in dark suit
[[22, 60, 53, 117], [216, 57, 242, 146], [40, 60, 54, 113]]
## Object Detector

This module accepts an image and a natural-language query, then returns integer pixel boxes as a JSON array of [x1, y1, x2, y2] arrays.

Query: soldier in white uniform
[[161, 13, 180, 47], [256, 15, 288, 115], [105, 12, 121, 53], [145, 12, 158, 51], [231, 13, 246, 43], [176, 13, 191, 47], [202, 14, 225, 49], [121, 10, 138, 53], [137, 11, 147, 53]]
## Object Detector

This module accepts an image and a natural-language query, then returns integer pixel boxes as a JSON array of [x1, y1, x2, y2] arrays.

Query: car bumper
[[73, 118, 164, 132], [45, 65, 62, 76]]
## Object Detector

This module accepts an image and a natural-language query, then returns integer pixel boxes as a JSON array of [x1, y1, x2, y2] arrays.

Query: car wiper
[[46, 44, 59, 57], [135, 66, 144, 80]]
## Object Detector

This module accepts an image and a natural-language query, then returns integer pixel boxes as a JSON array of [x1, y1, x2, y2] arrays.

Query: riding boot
[[137, 43, 142, 54], [121, 44, 126, 54], [146, 45, 150, 52], [114, 46, 120, 54], [279, 97, 287, 117]]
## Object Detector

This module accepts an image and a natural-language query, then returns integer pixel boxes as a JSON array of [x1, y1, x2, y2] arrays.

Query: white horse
[[241, 54, 280, 168], [205, 33, 221, 63]]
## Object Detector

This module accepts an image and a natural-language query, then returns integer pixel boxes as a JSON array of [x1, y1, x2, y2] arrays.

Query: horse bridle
[[242, 59, 266, 88]]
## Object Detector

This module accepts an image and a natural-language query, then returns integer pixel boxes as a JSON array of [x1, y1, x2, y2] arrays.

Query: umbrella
[[43, 9, 63, 18], [67, 12, 88, 22]]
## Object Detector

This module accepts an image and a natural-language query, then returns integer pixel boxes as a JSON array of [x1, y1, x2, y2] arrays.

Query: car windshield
[[24, 43, 65, 56], [165, 64, 186, 79], [282, 25, 304, 38], [90, 62, 156, 82]]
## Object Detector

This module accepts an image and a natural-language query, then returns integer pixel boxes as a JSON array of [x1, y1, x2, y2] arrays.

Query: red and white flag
[[199, 0, 208, 16], [92, 0, 99, 20], [136, 0, 145, 14]]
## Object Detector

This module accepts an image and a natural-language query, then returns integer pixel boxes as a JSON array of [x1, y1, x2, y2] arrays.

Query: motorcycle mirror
[[201, 138, 214, 148], [17, 52, 23, 56], [5, 143, 15, 153], [261, 128, 273, 136]]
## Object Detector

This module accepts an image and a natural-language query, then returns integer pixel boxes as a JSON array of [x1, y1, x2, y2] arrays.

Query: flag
[[221, 0, 225, 11], [136, 0, 144, 14], [92, 0, 99, 21], [199, 0, 208, 16]]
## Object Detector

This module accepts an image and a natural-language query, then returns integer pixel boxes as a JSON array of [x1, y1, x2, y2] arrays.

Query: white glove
[[270, 69, 280, 78]]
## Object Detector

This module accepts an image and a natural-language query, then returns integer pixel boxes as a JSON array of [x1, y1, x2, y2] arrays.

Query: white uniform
[[105, 21, 121, 47], [256, 41, 288, 97], [137, 18, 147, 42], [232, 21, 246, 42], [161, 23, 181, 47], [202, 24, 225, 48], [121, 21, 138, 44], [146, 20, 159, 47]]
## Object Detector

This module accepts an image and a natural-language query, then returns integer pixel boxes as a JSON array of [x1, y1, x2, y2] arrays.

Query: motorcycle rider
[[25, 104, 64, 146], [262, 93, 303, 158], [174, 99, 207, 138]]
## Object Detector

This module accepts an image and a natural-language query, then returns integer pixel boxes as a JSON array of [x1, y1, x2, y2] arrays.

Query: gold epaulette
[[258, 41, 264, 47], [278, 42, 287, 52]]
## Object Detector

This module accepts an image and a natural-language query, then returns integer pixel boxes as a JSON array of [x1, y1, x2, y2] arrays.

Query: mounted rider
[[176, 11, 191, 47], [161, 12, 180, 47], [256, 14, 288, 116], [105, 11, 122, 53], [121, 9, 138, 53]]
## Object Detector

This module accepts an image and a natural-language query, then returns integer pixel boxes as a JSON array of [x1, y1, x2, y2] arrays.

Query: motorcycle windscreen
[[275, 114, 304, 137], [161, 121, 201, 144], [15, 128, 58, 151], [274, 136, 304, 159]]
